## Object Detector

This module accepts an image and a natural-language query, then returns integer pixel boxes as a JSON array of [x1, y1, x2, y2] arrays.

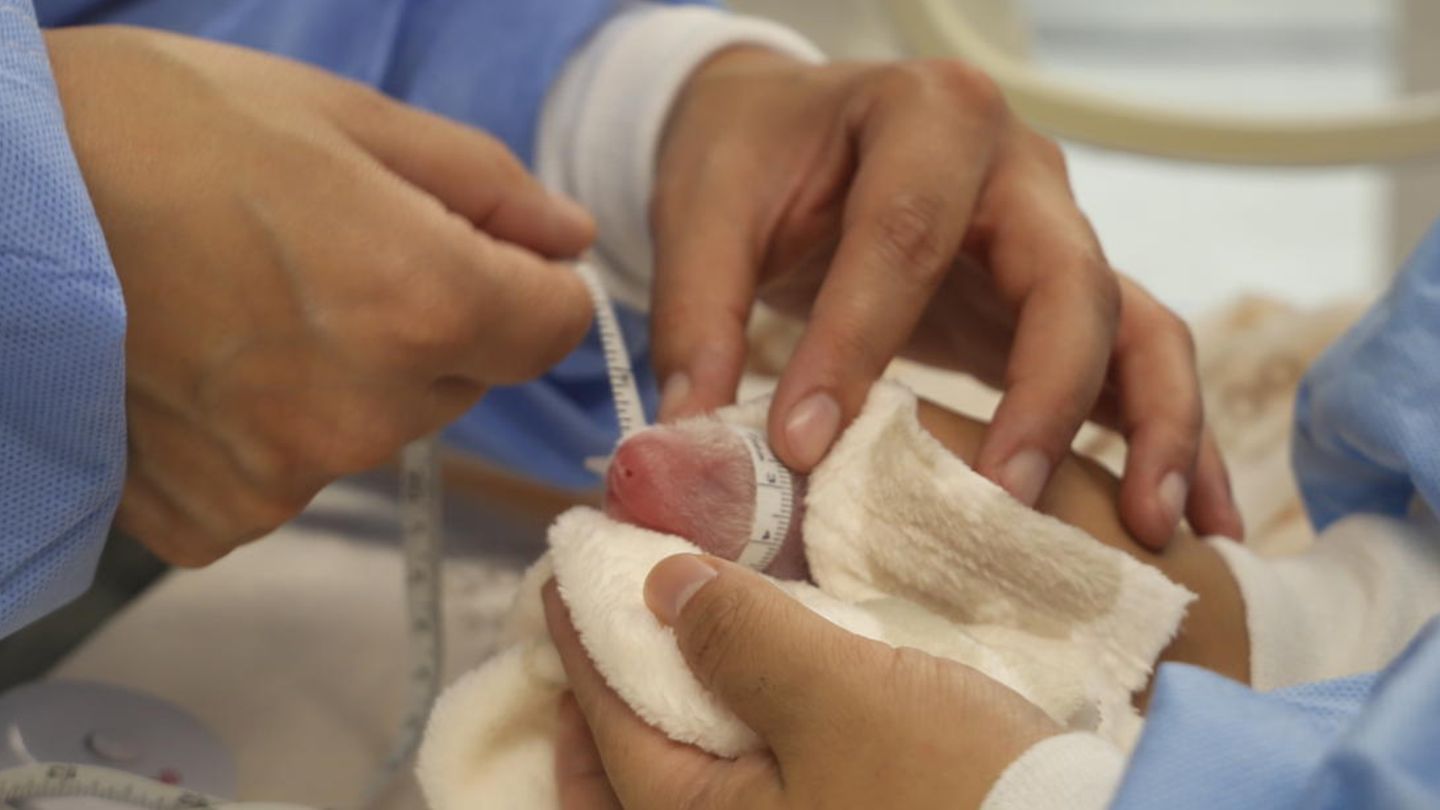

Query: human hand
[[46, 26, 596, 563], [544, 554, 1061, 810], [650, 48, 1241, 548]]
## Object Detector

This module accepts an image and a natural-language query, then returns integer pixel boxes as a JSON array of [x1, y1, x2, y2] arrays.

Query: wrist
[[1142, 535, 1250, 707]]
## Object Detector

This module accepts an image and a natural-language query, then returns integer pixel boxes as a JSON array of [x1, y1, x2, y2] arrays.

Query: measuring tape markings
[[364, 436, 445, 807], [576, 263, 646, 440], [728, 425, 798, 572], [0, 764, 306, 810]]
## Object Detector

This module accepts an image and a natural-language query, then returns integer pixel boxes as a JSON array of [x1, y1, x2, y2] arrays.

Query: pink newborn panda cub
[[602, 417, 810, 580]]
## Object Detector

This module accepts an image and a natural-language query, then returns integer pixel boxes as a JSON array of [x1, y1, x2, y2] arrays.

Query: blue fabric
[[1292, 221, 1440, 531], [1113, 220, 1440, 808], [1114, 620, 1440, 809], [0, 0, 127, 639], [3, 0, 714, 636]]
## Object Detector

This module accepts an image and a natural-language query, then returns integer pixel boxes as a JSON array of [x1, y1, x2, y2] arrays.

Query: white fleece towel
[[416, 384, 1193, 810]]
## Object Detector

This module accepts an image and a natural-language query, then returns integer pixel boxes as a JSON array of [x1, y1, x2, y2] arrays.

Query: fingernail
[[999, 449, 1050, 506], [784, 392, 841, 468], [659, 373, 691, 421], [645, 555, 719, 625], [1159, 471, 1188, 526]]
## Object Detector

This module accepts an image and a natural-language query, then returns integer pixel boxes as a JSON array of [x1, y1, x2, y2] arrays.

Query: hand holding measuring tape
[[45, 26, 596, 564]]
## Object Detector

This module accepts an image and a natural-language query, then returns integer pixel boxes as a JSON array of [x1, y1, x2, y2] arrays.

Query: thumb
[[337, 88, 596, 258], [644, 554, 872, 755]]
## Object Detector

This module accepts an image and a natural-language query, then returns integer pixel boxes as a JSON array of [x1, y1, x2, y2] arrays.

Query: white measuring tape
[[0, 259, 793, 807], [576, 262, 646, 440], [0, 764, 305, 810], [727, 425, 799, 572], [365, 435, 444, 806]]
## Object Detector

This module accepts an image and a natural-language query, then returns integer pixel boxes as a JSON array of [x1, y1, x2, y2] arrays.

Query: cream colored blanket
[[416, 384, 1193, 809]]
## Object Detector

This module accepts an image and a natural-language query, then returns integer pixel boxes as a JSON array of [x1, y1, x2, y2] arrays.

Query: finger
[[542, 582, 776, 810], [768, 68, 1001, 470], [441, 232, 595, 384], [649, 159, 759, 421], [1107, 281, 1212, 549], [643, 554, 873, 757], [1187, 428, 1245, 541], [338, 88, 595, 257], [356, 217, 595, 385], [555, 693, 623, 810], [972, 215, 1119, 508]]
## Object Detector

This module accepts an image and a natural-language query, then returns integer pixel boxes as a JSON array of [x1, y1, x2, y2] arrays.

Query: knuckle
[[1151, 419, 1203, 460], [334, 82, 400, 130], [871, 193, 950, 281], [266, 400, 408, 477], [479, 139, 527, 186], [1072, 255, 1120, 324], [1129, 287, 1195, 356], [1028, 131, 1068, 171], [826, 325, 886, 380], [917, 59, 1007, 118], [1164, 310, 1199, 357]]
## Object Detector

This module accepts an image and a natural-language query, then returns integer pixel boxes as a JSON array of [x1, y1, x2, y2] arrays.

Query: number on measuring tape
[[728, 425, 798, 571]]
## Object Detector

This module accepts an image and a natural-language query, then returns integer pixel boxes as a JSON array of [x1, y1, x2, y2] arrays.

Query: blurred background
[[730, 0, 1439, 318]]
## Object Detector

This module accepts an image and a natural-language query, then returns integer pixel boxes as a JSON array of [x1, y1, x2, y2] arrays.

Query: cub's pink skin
[[603, 418, 810, 580]]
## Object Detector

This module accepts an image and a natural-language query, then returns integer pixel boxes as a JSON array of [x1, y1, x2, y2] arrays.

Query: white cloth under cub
[[416, 383, 1193, 810]]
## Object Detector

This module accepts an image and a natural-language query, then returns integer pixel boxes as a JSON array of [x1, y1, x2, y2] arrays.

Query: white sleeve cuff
[[981, 732, 1126, 810], [1208, 512, 1440, 691], [535, 3, 824, 311]]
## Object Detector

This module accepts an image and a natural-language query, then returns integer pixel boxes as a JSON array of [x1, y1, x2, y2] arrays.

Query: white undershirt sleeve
[[534, 3, 824, 311], [1209, 506, 1440, 690], [981, 732, 1125, 810]]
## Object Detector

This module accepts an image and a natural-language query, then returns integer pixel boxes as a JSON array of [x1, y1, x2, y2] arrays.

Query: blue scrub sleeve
[[1112, 619, 1440, 808], [1293, 221, 1440, 531], [0, 0, 127, 639], [1112, 220, 1440, 807]]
